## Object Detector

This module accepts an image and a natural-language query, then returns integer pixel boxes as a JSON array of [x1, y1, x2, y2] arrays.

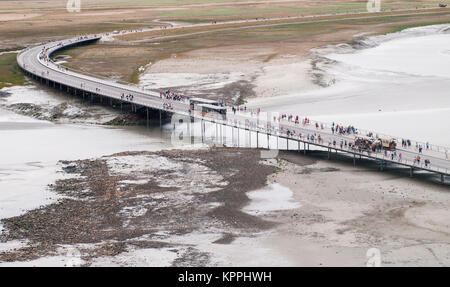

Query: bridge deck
[[17, 32, 450, 180]]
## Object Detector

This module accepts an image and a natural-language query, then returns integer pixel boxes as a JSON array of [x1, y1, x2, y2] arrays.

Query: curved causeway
[[17, 30, 450, 181]]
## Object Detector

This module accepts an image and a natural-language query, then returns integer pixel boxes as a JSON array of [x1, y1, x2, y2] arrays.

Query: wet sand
[[259, 152, 450, 266], [0, 81, 449, 266], [0, 148, 277, 265], [1, 17, 450, 266], [1, 147, 448, 266]]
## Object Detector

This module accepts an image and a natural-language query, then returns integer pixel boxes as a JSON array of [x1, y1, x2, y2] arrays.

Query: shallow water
[[0, 88, 174, 220], [248, 25, 450, 147], [243, 183, 300, 216]]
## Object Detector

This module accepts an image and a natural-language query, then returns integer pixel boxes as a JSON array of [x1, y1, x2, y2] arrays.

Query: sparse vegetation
[[0, 53, 27, 88], [56, 9, 450, 84]]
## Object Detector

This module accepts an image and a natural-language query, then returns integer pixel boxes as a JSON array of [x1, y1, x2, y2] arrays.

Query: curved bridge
[[17, 31, 450, 182]]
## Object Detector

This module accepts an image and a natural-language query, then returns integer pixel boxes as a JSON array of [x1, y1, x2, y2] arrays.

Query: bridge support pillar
[[231, 127, 234, 146], [146, 108, 149, 128], [189, 116, 194, 145], [328, 148, 330, 160], [441, 174, 444, 184], [304, 142, 306, 155], [159, 109, 162, 129], [267, 134, 269, 150], [201, 119, 205, 144], [410, 167, 413, 177], [215, 122, 218, 143], [353, 154, 356, 166], [237, 127, 240, 147], [380, 160, 384, 171], [256, 131, 259, 148]]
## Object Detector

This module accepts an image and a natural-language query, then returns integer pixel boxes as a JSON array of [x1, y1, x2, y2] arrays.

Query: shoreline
[[1, 20, 450, 266]]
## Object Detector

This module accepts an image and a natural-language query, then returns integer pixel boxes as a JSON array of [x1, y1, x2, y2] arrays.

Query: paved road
[[17, 16, 450, 177]]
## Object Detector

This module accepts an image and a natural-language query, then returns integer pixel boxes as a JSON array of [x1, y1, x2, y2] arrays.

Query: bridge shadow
[[278, 150, 450, 188]]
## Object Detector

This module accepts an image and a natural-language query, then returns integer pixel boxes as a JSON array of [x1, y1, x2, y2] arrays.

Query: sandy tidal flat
[[247, 24, 450, 147]]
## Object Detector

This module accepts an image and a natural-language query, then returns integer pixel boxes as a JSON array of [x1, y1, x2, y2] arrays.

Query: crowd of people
[[163, 103, 173, 110], [121, 93, 134, 102], [331, 122, 357, 135], [414, 155, 429, 167], [160, 89, 188, 102], [229, 107, 443, 169], [31, 34, 447, 173]]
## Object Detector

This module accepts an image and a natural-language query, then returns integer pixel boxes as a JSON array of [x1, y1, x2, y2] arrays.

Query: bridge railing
[[34, 31, 450, 159], [24, 33, 449, 176], [193, 109, 449, 175], [232, 108, 449, 156], [188, 107, 449, 173]]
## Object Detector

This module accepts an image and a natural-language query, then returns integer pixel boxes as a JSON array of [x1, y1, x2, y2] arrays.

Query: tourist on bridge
[[415, 155, 421, 165]]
